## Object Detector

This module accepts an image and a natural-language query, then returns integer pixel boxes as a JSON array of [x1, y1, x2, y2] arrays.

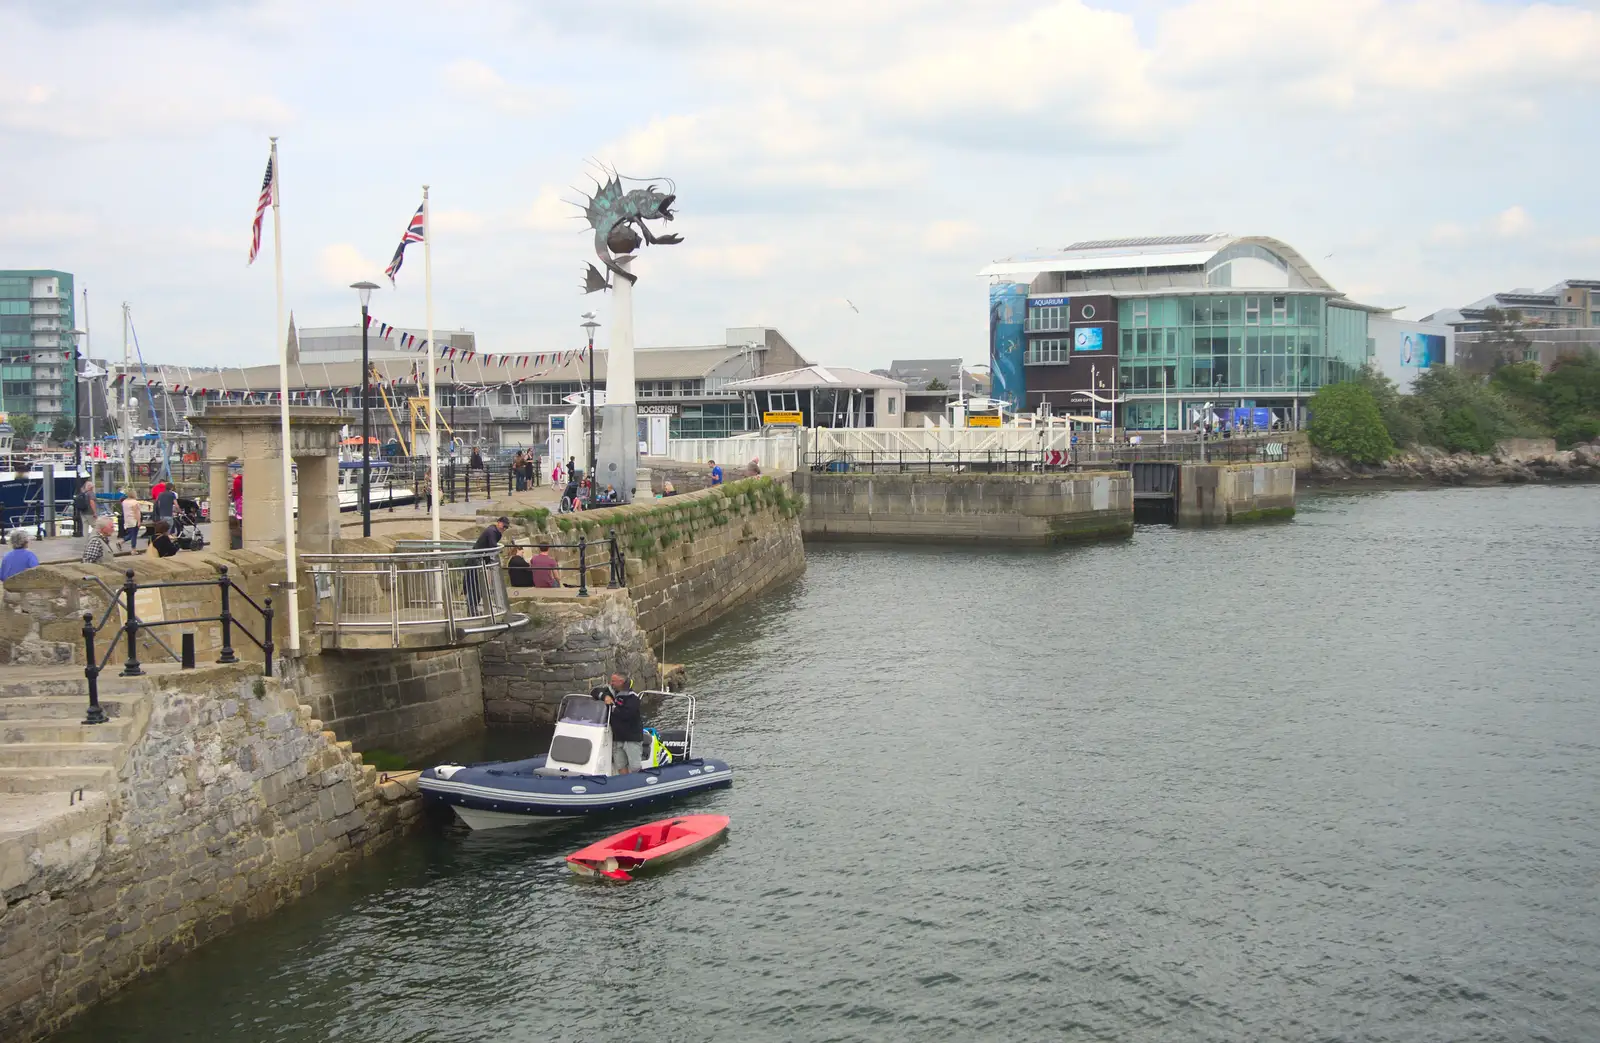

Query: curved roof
[[979, 233, 1337, 292]]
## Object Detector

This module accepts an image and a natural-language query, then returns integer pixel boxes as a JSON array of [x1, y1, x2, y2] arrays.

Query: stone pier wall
[[1177, 462, 1297, 525], [0, 665, 423, 1043], [285, 647, 486, 760], [794, 470, 1134, 544]]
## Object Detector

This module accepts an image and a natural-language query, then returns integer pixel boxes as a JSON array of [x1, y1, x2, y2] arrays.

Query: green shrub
[[1408, 366, 1529, 453], [1308, 382, 1395, 464]]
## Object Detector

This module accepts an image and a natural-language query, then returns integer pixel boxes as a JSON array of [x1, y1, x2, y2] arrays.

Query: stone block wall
[[794, 470, 1134, 544], [480, 590, 660, 725], [507, 476, 807, 642], [0, 665, 423, 1043], [285, 647, 485, 759], [1177, 462, 1297, 525]]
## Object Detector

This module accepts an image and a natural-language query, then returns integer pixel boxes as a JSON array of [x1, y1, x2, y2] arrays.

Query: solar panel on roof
[[1063, 233, 1221, 251]]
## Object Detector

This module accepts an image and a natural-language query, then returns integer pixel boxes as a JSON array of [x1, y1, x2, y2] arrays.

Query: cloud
[[0, 210, 97, 242], [317, 244, 386, 287], [922, 220, 978, 253], [440, 59, 561, 117], [432, 209, 485, 235], [684, 243, 777, 278], [520, 187, 579, 233], [1493, 205, 1530, 238], [1426, 222, 1468, 248]]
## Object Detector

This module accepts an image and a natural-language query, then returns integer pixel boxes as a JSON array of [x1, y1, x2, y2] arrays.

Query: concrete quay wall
[[1178, 462, 1297, 525], [285, 647, 486, 760], [0, 666, 423, 1043], [794, 471, 1135, 544]]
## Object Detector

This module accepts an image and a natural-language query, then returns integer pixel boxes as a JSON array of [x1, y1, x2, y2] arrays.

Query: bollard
[[42, 462, 57, 538], [607, 528, 620, 588], [82, 612, 106, 725], [181, 633, 195, 669], [262, 596, 275, 677], [120, 569, 142, 677], [217, 565, 238, 663], [577, 536, 589, 597]]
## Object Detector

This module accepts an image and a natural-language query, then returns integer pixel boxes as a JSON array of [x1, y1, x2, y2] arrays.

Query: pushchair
[[173, 497, 206, 551]]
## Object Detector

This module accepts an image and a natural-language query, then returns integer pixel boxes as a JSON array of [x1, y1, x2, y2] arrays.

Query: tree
[[7, 413, 36, 443], [924, 377, 948, 391], [49, 416, 74, 445], [1356, 364, 1421, 447], [1407, 366, 1528, 454], [1476, 307, 1534, 367], [1308, 382, 1394, 464], [1541, 350, 1600, 447]]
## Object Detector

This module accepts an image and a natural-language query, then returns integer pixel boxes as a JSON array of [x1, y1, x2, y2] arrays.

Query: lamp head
[[351, 281, 380, 308]]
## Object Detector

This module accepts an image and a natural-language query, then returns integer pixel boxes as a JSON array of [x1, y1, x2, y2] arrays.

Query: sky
[[2, 0, 1598, 371]]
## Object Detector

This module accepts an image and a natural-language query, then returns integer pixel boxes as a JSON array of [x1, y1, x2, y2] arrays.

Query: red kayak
[[566, 814, 730, 881]]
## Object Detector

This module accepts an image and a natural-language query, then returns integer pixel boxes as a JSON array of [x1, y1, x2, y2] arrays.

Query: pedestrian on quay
[[523, 453, 537, 489], [147, 520, 179, 558], [153, 482, 177, 524], [528, 543, 561, 588], [506, 545, 535, 588], [72, 479, 94, 538], [81, 516, 117, 565], [468, 516, 509, 614], [469, 445, 485, 471], [512, 450, 527, 491], [708, 459, 723, 486], [230, 471, 243, 521], [746, 458, 761, 478], [1, 531, 39, 582], [121, 490, 144, 549]]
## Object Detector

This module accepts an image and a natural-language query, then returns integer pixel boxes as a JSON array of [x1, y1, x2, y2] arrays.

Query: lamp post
[[350, 281, 379, 537], [581, 313, 600, 508], [69, 328, 86, 476]]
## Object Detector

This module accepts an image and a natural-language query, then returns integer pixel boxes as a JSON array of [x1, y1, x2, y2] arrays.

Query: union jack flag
[[247, 153, 275, 266], [384, 203, 425, 285]]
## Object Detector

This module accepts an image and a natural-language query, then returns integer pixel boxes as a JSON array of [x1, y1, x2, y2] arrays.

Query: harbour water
[[54, 485, 1600, 1042]]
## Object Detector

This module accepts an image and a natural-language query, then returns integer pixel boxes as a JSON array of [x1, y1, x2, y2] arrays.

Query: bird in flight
[[845, 299, 860, 313]]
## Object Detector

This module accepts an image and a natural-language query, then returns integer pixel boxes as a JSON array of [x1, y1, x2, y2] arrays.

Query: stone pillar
[[296, 454, 339, 554], [207, 461, 230, 549], [242, 431, 287, 551]]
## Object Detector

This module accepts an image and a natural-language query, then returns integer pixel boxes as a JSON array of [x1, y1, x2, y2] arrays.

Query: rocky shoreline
[[1310, 440, 1600, 486]]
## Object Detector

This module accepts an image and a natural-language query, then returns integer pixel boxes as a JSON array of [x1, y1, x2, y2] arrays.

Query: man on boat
[[600, 673, 644, 774]]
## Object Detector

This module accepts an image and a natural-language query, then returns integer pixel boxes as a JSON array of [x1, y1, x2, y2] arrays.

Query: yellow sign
[[763, 411, 804, 426], [967, 415, 1002, 428]]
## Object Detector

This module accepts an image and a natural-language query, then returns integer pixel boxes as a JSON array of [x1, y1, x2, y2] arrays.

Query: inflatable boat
[[567, 813, 731, 881], [418, 691, 732, 830]]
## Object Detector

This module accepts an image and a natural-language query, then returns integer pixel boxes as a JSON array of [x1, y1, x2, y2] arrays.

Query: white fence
[[664, 434, 802, 473], [664, 427, 1086, 471]]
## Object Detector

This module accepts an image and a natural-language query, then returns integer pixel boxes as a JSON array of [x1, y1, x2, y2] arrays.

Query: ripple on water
[[49, 485, 1600, 1043]]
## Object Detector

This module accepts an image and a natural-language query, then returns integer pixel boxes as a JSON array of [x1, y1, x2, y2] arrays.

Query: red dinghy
[[566, 814, 730, 881]]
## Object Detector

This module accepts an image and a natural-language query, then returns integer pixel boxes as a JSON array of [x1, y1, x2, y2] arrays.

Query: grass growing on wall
[[511, 477, 802, 566]]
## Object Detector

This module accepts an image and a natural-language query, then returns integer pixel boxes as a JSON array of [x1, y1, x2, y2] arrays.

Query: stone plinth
[[186, 406, 348, 554]]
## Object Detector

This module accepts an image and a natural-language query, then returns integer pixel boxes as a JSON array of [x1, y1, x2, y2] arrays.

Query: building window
[[679, 378, 704, 396], [767, 391, 799, 412], [1027, 304, 1067, 331], [1130, 301, 1147, 328], [1271, 296, 1288, 325], [886, 396, 897, 415], [1245, 297, 1260, 325], [1026, 337, 1071, 364]]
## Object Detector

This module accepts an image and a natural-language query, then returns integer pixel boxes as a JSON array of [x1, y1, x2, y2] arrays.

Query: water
[[55, 486, 1600, 1042]]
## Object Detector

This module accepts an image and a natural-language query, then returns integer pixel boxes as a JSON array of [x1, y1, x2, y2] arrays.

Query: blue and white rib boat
[[418, 692, 732, 830]]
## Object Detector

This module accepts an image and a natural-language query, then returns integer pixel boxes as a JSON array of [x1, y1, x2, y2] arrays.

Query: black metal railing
[[505, 529, 627, 597], [79, 565, 274, 726]]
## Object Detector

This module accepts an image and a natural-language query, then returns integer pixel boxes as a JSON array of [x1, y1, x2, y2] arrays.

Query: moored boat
[[418, 690, 732, 830], [567, 814, 731, 881]]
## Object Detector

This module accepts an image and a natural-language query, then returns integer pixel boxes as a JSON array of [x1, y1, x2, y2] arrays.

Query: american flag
[[247, 153, 275, 266], [384, 203, 426, 284]]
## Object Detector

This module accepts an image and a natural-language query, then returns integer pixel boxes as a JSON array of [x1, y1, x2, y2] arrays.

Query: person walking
[[153, 483, 177, 525], [230, 471, 243, 522], [708, 459, 723, 486], [467, 516, 509, 615], [1, 531, 39, 582], [81, 516, 117, 565], [72, 480, 94, 539], [469, 445, 485, 471], [121, 490, 144, 550]]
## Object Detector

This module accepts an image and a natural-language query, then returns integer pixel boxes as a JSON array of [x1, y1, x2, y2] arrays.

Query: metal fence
[[807, 438, 1291, 473], [301, 544, 520, 645]]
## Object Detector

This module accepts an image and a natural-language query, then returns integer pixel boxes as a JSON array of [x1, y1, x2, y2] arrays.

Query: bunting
[[360, 312, 591, 370]]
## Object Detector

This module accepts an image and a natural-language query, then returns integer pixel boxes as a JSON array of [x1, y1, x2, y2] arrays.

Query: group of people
[[509, 450, 539, 491]]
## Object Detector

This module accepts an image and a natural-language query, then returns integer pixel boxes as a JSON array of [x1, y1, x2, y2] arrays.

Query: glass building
[[980, 235, 1382, 429], [0, 269, 76, 429]]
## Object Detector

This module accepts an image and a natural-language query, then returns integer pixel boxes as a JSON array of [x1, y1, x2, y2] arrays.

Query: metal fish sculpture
[[580, 173, 682, 293]]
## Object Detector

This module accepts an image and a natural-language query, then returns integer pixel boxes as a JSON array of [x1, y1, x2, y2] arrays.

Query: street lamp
[[351, 281, 380, 537], [580, 313, 600, 508], [69, 328, 86, 476]]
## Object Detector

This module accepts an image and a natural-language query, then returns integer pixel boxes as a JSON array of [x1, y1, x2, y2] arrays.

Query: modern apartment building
[[1421, 279, 1600, 372], [0, 270, 76, 426]]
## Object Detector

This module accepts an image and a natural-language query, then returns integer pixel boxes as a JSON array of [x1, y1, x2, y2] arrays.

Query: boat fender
[[434, 765, 463, 780]]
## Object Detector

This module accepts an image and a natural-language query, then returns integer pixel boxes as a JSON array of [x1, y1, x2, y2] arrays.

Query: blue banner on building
[[1402, 332, 1444, 368], [989, 283, 1027, 410], [1074, 326, 1104, 352]]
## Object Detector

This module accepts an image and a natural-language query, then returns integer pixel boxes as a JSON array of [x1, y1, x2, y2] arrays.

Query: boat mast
[[121, 302, 133, 488]]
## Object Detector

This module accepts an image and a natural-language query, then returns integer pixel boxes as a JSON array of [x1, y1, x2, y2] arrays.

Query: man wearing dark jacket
[[600, 673, 644, 774], [467, 517, 509, 614]]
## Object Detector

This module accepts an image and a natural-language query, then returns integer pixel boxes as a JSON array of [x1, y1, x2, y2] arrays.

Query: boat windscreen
[[557, 696, 608, 726]]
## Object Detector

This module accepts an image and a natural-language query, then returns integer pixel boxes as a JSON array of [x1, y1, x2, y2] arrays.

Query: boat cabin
[[539, 695, 616, 776]]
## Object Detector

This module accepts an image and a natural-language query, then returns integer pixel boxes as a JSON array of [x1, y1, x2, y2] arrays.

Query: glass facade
[[1116, 294, 1366, 400], [669, 402, 752, 439], [0, 270, 75, 423]]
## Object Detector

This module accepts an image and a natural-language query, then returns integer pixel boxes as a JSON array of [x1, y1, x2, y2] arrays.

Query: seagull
[[845, 299, 860, 314]]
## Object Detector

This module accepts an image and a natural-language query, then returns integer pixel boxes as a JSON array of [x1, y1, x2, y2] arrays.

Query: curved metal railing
[[300, 546, 524, 646]]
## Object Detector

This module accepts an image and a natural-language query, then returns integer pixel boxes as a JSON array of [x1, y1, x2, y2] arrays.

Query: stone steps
[[0, 695, 140, 721], [0, 718, 137, 744], [0, 790, 109, 902], [0, 742, 126, 768], [0, 765, 117, 793]]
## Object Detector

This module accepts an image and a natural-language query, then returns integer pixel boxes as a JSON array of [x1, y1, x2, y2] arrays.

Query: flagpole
[[271, 137, 301, 653], [423, 184, 440, 541]]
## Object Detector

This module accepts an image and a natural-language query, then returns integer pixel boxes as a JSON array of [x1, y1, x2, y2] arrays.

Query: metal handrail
[[301, 546, 517, 642], [78, 565, 274, 726]]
